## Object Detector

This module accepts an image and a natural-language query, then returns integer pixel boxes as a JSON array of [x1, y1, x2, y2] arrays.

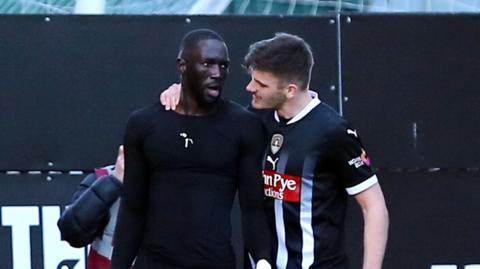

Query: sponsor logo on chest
[[263, 170, 301, 202]]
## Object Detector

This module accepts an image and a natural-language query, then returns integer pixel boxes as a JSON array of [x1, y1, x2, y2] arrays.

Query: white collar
[[274, 91, 321, 125]]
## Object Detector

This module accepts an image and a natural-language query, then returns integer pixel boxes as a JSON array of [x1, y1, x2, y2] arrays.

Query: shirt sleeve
[[237, 114, 272, 263], [110, 112, 150, 269], [327, 121, 378, 195]]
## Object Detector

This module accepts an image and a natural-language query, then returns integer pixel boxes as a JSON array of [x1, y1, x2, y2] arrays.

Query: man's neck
[[174, 89, 217, 116], [276, 90, 313, 120]]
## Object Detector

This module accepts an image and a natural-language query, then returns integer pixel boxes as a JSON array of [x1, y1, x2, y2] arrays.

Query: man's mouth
[[206, 85, 220, 97]]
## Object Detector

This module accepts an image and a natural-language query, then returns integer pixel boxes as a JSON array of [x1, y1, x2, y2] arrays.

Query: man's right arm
[[110, 113, 149, 269], [355, 183, 389, 269]]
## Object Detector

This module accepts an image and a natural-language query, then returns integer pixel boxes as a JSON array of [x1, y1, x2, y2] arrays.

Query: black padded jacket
[[57, 171, 123, 248]]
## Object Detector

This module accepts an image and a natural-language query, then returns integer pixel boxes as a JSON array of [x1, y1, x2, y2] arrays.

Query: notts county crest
[[271, 134, 284, 154]]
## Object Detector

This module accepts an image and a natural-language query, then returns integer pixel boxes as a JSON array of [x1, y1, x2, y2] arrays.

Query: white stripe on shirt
[[300, 177, 314, 269], [275, 199, 288, 269], [345, 174, 378, 195]]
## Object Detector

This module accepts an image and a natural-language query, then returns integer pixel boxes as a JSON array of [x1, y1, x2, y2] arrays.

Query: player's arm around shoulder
[[354, 182, 389, 269]]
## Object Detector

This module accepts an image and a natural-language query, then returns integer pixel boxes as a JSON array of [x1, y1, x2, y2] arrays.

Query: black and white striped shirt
[[258, 96, 378, 269]]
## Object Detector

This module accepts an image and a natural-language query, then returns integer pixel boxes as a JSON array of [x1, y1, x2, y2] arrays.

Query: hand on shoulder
[[112, 145, 124, 182]]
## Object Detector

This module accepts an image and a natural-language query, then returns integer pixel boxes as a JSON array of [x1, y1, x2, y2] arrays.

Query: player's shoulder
[[314, 102, 354, 137], [218, 99, 265, 138], [129, 102, 163, 120], [220, 99, 260, 121], [132, 102, 163, 115], [252, 108, 275, 125], [315, 102, 342, 120], [126, 102, 163, 131]]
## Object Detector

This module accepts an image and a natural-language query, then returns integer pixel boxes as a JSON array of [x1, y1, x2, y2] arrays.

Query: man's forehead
[[252, 69, 275, 79], [251, 69, 283, 85], [195, 39, 229, 58]]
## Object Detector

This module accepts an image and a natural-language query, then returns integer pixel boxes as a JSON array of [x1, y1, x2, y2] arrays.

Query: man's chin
[[201, 95, 220, 106], [207, 94, 220, 102], [251, 100, 268, 110]]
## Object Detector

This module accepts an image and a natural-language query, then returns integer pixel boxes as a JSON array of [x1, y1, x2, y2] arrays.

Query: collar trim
[[274, 91, 321, 125]]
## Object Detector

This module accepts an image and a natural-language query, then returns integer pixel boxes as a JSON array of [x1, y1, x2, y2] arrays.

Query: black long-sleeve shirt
[[111, 99, 270, 268]]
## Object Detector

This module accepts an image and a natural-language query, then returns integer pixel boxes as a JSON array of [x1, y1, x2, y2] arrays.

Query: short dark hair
[[244, 33, 314, 90], [178, 29, 224, 59]]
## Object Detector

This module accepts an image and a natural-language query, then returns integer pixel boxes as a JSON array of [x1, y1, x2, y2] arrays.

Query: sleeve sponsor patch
[[347, 149, 371, 168]]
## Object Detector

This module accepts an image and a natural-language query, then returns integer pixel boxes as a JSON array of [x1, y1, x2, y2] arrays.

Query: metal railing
[[0, 0, 479, 15]]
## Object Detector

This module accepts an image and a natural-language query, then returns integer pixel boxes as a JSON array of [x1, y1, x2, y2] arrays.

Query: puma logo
[[347, 129, 358, 138], [266, 156, 279, 170]]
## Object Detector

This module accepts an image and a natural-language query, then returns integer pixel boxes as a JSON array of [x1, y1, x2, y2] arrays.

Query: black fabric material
[[57, 173, 123, 248], [258, 102, 375, 269], [111, 100, 271, 269]]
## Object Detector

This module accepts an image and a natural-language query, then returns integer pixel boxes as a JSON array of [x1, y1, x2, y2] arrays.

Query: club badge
[[270, 134, 284, 155]]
